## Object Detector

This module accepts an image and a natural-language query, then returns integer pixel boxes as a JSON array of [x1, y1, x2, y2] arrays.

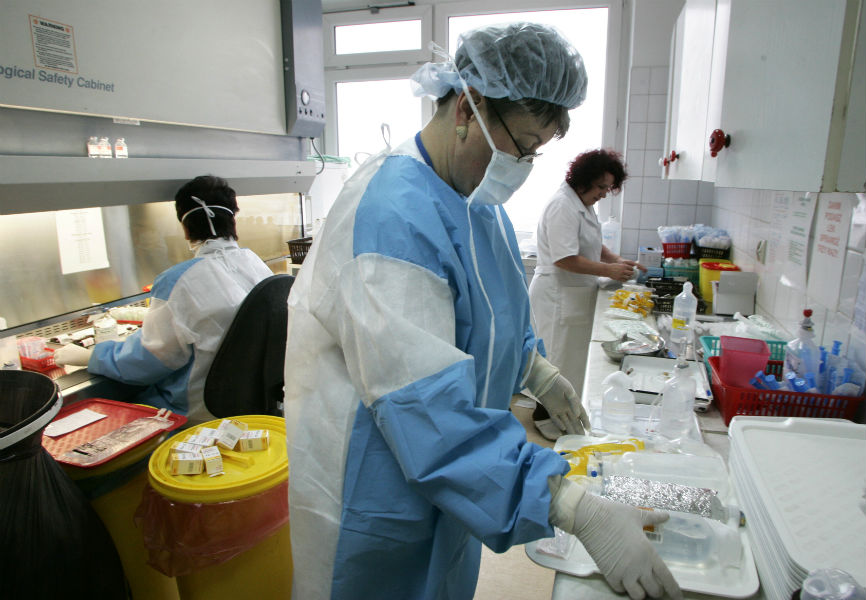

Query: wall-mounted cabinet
[[663, 0, 864, 192]]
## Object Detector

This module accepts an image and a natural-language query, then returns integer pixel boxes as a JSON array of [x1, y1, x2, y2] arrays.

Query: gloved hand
[[523, 352, 589, 435], [549, 477, 682, 600], [53, 344, 93, 367]]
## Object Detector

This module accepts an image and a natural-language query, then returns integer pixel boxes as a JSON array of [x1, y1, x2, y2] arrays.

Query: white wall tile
[[622, 177, 644, 205], [839, 250, 863, 318], [631, 67, 651, 94], [627, 150, 646, 177], [639, 228, 661, 249], [647, 94, 667, 122], [622, 228, 640, 256], [627, 123, 648, 150], [669, 180, 699, 205], [756, 272, 778, 314], [628, 94, 649, 123], [643, 152, 663, 177], [642, 177, 670, 204], [822, 312, 852, 350], [640, 203, 669, 229], [698, 182, 715, 206], [667, 204, 696, 226], [695, 204, 713, 225], [649, 66, 669, 94], [622, 203, 642, 229], [645, 123, 666, 150]]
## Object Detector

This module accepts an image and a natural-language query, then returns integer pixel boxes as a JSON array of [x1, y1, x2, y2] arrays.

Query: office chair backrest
[[204, 274, 294, 418]]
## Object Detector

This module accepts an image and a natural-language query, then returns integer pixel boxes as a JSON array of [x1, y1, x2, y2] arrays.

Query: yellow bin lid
[[148, 415, 287, 504]]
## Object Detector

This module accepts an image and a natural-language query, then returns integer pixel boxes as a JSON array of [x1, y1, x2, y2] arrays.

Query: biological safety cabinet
[[0, 0, 325, 214], [662, 0, 865, 192]]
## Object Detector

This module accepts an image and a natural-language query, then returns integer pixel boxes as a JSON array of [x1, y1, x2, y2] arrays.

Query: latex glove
[[53, 344, 93, 367], [549, 477, 682, 600], [523, 352, 590, 435], [606, 262, 636, 282]]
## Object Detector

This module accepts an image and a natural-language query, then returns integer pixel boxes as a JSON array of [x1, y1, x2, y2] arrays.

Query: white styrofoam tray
[[620, 356, 713, 408], [525, 502, 759, 598], [728, 417, 866, 585]]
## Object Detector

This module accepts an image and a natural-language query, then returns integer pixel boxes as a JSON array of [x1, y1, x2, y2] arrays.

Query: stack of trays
[[728, 417, 866, 600]]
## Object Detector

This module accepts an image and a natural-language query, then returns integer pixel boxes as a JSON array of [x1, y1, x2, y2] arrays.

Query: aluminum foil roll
[[602, 475, 725, 520]]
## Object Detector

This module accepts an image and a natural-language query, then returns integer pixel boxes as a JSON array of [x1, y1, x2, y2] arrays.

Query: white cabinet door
[[663, 0, 718, 181], [712, 0, 860, 191], [836, 1, 866, 192]]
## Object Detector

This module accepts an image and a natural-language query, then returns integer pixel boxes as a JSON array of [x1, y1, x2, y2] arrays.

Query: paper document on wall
[[55, 208, 110, 274], [807, 194, 853, 309], [779, 193, 815, 292]]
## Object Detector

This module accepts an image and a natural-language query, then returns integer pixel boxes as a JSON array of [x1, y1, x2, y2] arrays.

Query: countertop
[[552, 288, 765, 600]]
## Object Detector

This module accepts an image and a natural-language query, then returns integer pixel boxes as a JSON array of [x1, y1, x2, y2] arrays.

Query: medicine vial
[[114, 138, 128, 158], [97, 136, 113, 158], [87, 136, 100, 158]]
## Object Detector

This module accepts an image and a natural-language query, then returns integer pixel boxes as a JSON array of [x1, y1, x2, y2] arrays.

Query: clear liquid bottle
[[649, 511, 741, 568], [97, 136, 112, 158], [659, 359, 696, 439], [669, 282, 698, 357], [86, 136, 100, 158], [114, 137, 128, 158], [785, 309, 820, 379], [601, 371, 636, 435], [92, 312, 120, 344]]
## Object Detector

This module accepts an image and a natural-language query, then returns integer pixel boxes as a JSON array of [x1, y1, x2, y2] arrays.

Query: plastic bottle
[[91, 312, 120, 344], [86, 136, 100, 158], [648, 511, 742, 568], [113, 138, 128, 158], [601, 371, 636, 435], [669, 282, 698, 357], [659, 359, 696, 439], [784, 309, 820, 378], [797, 568, 866, 600], [601, 215, 622, 255], [97, 136, 112, 158]]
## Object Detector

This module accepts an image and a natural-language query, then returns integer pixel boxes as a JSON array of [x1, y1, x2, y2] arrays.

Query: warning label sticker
[[29, 14, 77, 74]]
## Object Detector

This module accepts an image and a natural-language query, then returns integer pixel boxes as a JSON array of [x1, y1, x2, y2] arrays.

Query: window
[[322, 2, 623, 230], [448, 9, 611, 234]]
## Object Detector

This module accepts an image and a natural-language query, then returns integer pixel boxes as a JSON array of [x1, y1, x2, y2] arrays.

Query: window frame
[[323, 5, 434, 68]]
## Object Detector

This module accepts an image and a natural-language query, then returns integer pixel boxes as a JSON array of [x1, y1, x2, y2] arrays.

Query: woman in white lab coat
[[528, 149, 644, 439]]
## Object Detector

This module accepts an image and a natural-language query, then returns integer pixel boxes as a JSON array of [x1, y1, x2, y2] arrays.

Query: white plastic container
[[601, 215, 622, 255], [92, 312, 120, 344], [650, 511, 742, 568], [113, 137, 128, 158], [0, 317, 21, 370], [784, 309, 820, 379], [601, 371, 635, 435], [669, 281, 698, 356], [659, 360, 696, 439]]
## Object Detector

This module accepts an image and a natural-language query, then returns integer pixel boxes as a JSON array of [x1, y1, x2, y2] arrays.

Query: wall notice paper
[[808, 194, 854, 309], [55, 207, 110, 274], [44, 408, 106, 437], [779, 193, 816, 292]]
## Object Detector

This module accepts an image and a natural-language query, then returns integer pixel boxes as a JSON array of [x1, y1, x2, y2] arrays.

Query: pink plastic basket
[[718, 336, 770, 388]]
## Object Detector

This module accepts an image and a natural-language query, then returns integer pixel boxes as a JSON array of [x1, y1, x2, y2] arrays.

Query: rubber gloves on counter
[[549, 476, 682, 600], [524, 351, 590, 435], [53, 344, 93, 367]]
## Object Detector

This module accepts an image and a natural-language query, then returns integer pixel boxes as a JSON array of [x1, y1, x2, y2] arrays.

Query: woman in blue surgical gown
[[283, 23, 682, 600]]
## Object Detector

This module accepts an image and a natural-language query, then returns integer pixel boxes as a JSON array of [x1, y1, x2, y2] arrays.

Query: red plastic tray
[[41, 398, 186, 468]]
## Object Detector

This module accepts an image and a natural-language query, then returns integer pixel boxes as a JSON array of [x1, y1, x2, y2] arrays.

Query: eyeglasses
[[487, 103, 542, 164]]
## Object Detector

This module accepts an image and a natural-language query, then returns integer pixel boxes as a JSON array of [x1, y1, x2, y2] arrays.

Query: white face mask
[[457, 77, 534, 206]]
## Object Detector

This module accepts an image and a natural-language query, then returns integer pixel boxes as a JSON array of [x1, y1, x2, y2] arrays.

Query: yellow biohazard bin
[[138, 415, 291, 600], [42, 399, 186, 600], [699, 260, 740, 310]]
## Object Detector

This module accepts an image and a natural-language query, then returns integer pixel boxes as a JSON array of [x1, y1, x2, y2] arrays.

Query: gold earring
[[455, 125, 468, 140]]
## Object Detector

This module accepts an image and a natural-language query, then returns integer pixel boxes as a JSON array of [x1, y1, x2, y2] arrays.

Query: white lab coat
[[528, 181, 602, 393]]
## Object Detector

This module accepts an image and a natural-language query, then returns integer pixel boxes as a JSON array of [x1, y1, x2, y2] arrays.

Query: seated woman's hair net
[[411, 22, 588, 110]]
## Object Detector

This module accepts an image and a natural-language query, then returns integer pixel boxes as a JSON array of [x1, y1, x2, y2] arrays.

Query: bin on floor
[[136, 415, 291, 600], [0, 372, 127, 598], [42, 398, 187, 600]]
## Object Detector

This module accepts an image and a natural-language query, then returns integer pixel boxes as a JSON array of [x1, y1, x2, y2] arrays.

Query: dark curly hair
[[565, 149, 627, 195], [174, 175, 239, 241]]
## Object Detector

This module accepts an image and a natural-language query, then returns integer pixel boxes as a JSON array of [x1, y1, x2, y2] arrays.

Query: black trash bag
[[0, 370, 128, 599]]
